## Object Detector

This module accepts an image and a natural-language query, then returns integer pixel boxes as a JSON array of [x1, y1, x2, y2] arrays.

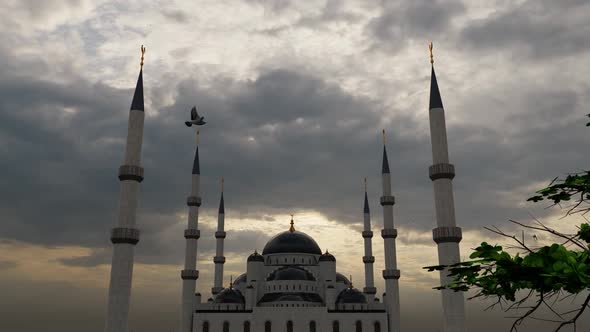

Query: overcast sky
[[1, 0, 589, 331]]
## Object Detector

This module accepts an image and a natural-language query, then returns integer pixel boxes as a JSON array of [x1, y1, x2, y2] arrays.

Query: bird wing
[[191, 106, 197, 120]]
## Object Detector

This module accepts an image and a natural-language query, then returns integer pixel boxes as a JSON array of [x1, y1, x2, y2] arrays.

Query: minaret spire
[[218, 177, 224, 214], [192, 130, 200, 175], [427, 42, 466, 332], [129, 45, 145, 112], [212, 177, 226, 295], [362, 178, 376, 301], [180, 126, 202, 332], [104, 46, 147, 332], [382, 130, 390, 174], [379, 130, 401, 332]]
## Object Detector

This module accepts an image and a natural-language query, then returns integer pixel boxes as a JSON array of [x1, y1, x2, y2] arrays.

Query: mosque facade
[[103, 45, 466, 332]]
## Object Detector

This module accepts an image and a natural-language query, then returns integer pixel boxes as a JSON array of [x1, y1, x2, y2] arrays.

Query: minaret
[[104, 46, 146, 332], [180, 130, 202, 332], [427, 42, 466, 332], [362, 178, 377, 301], [212, 178, 226, 295], [380, 130, 401, 332]]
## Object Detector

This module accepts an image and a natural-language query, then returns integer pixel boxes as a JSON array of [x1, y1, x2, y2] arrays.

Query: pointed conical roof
[[382, 146, 390, 174], [429, 66, 443, 110], [130, 69, 144, 111], [363, 191, 370, 214], [218, 192, 224, 214], [192, 146, 200, 174]]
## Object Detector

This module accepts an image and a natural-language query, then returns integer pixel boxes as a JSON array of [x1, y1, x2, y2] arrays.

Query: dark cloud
[[461, 0, 590, 60], [2, 37, 589, 267], [366, 0, 465, 53]]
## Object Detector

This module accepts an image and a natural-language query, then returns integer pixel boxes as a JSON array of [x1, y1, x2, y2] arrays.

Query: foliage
[[424, 115, 590, 331]]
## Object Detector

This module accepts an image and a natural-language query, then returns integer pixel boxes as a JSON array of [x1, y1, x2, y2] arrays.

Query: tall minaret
[[212, 178, 226, 295], [427, 42, 466, 332], [362, 178, 376, 302], [380, 131, 401, 332], [104, 46, 146, 332], [180, 130, 202, 332]]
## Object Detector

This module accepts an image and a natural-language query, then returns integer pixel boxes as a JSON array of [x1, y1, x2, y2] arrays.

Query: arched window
[[333, 321, 340, 332], [374, 322, 381, 332], [356, 321, 363, 332], [287, 320, 293, 332], [243, 321, 250, 332], [265, 321, 272, 332], [202, 321, 209, 332], [223, 321, 229, 332], [309, 321, 316, 332]]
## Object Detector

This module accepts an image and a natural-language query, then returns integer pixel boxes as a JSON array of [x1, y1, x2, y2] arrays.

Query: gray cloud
[[366, 0, 465, 53], [461, 0, 590, 60]]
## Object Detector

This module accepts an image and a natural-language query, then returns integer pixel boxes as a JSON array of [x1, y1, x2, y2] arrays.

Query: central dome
[[262, 230, 322, 255]]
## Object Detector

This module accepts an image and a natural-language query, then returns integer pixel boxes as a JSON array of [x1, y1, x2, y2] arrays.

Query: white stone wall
[[194, 306, 388, 332]]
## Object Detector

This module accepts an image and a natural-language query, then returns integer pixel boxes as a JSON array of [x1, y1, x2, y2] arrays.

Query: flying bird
[[185, 106, 206, 126]]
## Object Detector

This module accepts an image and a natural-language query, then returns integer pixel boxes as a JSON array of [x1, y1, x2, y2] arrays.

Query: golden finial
[[289, 214, 295, 232], [382, 129, 386, 145], [140, 45, 146, 69], [428, 42, 434, 65], [349, 275, 354, 289], [229, 275, 233, 289], [221, 177, 224, 192], [196, 130, 200, 146]]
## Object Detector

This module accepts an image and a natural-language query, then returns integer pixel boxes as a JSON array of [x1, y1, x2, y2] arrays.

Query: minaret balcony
[[184, 229, 200, 239], [181, 269, 199, 280], [380, 195, 395, 206], [382, 269, 401, 279], [110, 227, 140, 245], [213, 256, 226, 264], [381, 229, 398, 239], [362, 230, 373, 238], [429, 163, 455, 180], [215, 231, 226, 239], [363, 256, 375, 263], [118, 165, 144, 182], [432, 226, 462, 243], [363, 286, 377, 294], [186, 196, 202, 206]]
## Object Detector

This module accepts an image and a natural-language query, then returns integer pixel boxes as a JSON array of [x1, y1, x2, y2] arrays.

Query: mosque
[[103, 44, 466, 332]]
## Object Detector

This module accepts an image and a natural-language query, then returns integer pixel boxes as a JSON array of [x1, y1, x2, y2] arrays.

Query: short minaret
[[104, 46, 147, 332], [427, 42, 466, 332], [180, 130, 202, 332], [380, 131, 401, 332], [212, 178, 226, 295], [362, 178, 377, 301]]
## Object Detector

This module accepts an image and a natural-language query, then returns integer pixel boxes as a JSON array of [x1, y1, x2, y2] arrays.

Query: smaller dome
[[336, 273, 350, 284], [213, 288, 245, 304], [248, 251, 264, 262], [319, 251, 335, 262], [267, 266, 316, 281], [233, 273, 247, 286], [336, 288, 367, 304]]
